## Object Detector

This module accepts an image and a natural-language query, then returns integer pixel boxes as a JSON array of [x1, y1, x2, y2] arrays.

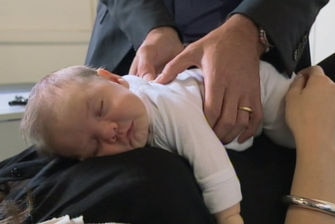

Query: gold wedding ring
[[239, 106, 253, 113]]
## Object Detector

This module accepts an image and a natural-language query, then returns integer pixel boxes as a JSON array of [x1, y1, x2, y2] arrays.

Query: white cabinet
[[0, 84, 33, 160], [0, 0, 98, 160]]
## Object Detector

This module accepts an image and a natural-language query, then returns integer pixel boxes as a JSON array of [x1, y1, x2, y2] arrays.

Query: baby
[[20, 61, 296, 224]]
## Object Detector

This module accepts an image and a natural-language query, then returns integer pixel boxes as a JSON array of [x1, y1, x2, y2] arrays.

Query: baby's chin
[[130, 131, 149, 149]]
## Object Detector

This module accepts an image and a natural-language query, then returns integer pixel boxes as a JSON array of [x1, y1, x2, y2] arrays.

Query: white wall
[[0, 0, 98, 85], [0, 0, 334, 85], [310, 0, 335, 64]]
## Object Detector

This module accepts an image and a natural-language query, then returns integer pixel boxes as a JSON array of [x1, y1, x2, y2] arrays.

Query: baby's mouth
[[126, 121, 134, 138]]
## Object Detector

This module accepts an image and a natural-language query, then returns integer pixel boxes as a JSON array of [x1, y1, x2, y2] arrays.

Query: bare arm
[[285, 66, 335, 223], [215, 204, 244, 224]]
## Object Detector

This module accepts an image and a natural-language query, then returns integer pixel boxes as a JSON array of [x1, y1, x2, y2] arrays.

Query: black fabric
[[0, 146, 53, 183], [173, 0, 242, 43], [114, 50, 136, 76], [318, 53, 335, 81], [228, 135, 295, 224], [0, 135, 295, 224], [1, 147, 215, 224]]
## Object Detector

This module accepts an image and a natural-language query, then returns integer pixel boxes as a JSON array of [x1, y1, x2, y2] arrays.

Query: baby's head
[[21, 65, 149, 160]]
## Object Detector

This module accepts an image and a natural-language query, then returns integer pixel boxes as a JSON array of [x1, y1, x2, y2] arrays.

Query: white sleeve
[[259, 61, 296, 148], [157, 99, 242, 214]]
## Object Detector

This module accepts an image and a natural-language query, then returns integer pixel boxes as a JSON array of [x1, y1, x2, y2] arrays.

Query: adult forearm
[[285, 136, 335, 223]]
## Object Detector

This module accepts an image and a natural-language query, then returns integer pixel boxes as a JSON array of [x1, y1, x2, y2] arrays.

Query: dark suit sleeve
[[232, 0, 329, 73], [86, 0, 180, 73], [104, 0, 178, 49]]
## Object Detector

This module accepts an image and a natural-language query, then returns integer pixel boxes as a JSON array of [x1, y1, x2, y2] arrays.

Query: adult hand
[[284, 66, 335, 224], [129, 27, 184, 81], [156, 15, 264, 143], [285, 66, 335, 143]]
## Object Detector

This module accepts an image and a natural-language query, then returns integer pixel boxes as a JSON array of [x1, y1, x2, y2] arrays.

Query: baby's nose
[[101, 122, 118, 143]]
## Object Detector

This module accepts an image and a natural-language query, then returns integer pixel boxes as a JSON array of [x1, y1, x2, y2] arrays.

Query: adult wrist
[[227, 14, 271, 57], [225, 14, 261, 54], [283, 195, 335, 217], [147, 26, 181, 42], [258, 28, 273, 54]]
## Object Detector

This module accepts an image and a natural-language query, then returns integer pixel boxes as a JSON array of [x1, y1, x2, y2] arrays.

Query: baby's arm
[[215, 203, 244, 224], [162, 102, 243, 221], [259, 61, 296, 148], [150, 72, 243, 221]]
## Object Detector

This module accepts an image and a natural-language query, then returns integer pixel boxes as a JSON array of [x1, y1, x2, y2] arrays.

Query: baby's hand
[[215, 203, 244, 224]]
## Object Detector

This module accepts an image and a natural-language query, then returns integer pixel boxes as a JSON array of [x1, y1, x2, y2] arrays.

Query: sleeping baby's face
[[51, 70, 149, 160]]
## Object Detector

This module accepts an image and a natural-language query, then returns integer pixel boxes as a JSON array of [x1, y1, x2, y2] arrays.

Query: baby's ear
[[97, 68, 129, 88], [97, 68, 116, 79]]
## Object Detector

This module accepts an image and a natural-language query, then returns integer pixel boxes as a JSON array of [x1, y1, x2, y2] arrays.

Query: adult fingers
[[130, 54, 158, 81], [216, 103, 249, 143], [155, 49, 197, 84], [129, 56, 138, 75], [203, 71, 226, 129], [137, 61, 157, 80], [214, 93, 262, 144], [237, 100, 263, 143], [287, 73, 307, 95], [304, 66, 334, 88], [210, 87, 237, 141]]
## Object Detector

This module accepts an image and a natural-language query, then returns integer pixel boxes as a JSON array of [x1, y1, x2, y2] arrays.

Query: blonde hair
[[20, 65, 103, 154]]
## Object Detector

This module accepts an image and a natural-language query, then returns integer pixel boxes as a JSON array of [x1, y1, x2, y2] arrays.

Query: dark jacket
[[85, 0, 329, 74]]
